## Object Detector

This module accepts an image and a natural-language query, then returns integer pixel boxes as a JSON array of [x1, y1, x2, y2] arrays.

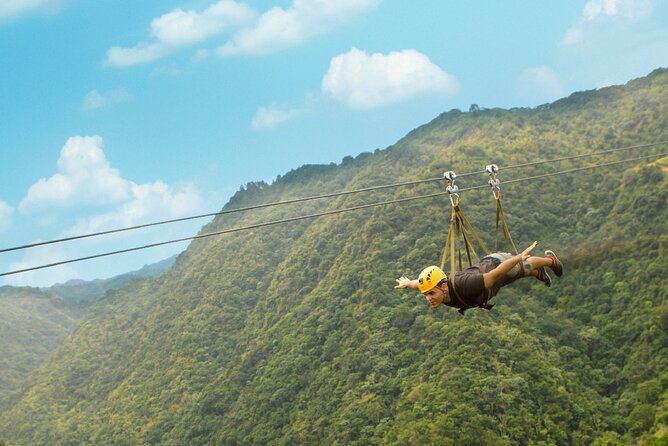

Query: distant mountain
[[1, 69, 666, 445], [0, 255, 177, 406], [45, 254, 177, 302], [0, 287, 86, 403]]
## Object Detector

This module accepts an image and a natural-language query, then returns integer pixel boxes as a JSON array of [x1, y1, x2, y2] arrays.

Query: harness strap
[[495, 197, 517, 254], [439, 205, 490, 272]]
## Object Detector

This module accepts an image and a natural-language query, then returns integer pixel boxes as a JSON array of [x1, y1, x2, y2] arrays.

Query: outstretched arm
[[482, 241, 538, 289], [395, 276, 419, 290]]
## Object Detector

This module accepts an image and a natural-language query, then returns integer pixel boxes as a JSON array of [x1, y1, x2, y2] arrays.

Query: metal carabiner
[[486, 164, 501, 200], [443, 171, 460, 206]]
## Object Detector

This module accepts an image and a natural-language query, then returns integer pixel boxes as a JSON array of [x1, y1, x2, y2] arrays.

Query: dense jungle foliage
[[0, 256, 175, 408], [0, 68, 667, 445], [0, 287, 86, 403]]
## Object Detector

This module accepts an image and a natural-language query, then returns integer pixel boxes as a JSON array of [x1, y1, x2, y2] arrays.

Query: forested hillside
[[0, 256, 177, 408], [0, 287, 87, 403], [1, 69, 667, 445]]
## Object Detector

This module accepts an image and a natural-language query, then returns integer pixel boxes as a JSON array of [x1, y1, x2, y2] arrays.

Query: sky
[[1, 0, 667, 287]]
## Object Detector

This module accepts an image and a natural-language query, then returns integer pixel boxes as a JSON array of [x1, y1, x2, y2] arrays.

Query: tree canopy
[[1, 68, 667, 446]]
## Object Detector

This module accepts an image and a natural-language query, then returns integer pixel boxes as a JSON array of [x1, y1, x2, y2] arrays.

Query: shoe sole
[[538, 267, 552, 287]]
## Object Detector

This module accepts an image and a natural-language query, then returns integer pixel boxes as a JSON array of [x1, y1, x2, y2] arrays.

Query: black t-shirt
[[445, 257, 502, 309]]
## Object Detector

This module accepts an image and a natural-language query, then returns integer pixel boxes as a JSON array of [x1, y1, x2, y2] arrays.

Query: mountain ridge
[[1, 67, 667, 445]]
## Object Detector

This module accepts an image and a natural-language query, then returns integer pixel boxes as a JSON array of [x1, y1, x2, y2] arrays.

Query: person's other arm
[[395, 277, 419, 289]]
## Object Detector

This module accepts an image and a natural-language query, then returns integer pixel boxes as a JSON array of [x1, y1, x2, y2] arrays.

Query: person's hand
[[520, 241, 538, 260], [395, 276, 411, 289]]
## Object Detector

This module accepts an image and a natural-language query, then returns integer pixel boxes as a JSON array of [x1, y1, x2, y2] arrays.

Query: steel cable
[[1, 151, 664, 277]]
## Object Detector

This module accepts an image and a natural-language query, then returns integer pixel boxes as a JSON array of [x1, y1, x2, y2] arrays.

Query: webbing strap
[[494, 199, 517, 254], [439, 212, 456, 273], [458, 206, 490, 257], [439, 205, 491, 273], [438, 204, 496, 315]]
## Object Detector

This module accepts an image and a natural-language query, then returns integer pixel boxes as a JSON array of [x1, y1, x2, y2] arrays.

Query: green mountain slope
[[0, 255, 178, 410], [0, 287, 87, 403], [1, 69, 667, 446]]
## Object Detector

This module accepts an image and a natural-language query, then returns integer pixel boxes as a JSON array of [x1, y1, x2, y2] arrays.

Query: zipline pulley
[[486, 164, 501, 200], [443, 170, 460, 207]]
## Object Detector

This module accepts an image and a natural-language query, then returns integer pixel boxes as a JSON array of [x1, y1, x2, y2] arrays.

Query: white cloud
[[0, 200, 13, 231], [105, 0, 256, 68], [67, 182, 204, 237], [582, 0, 653, 21], [106, 43, 171, 68], [321, 48, 458, 109], [0, 0, 59, 22], [151, 1, 256, 46], [83, 90, 106, 110], [83, 89, 134, 110], [6, 136, 207, 286], [217, 0, 379, 56], [251, 104, 301, 130], [563, 0, 655, 45], [19, 136, 207, 221], [19, 136, 132, 212], [517, 66, 564, 104]]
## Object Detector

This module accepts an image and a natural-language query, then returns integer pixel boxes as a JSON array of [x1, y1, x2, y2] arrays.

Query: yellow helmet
[[418, 265, 447, 293]]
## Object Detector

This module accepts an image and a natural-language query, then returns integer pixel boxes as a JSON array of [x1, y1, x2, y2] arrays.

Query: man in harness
[[394, 241, 563, 314]]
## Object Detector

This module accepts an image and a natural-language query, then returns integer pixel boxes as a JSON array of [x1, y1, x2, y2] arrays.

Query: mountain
[[0, 287, 87, 403], [0, 256, 177, 406], [1, 69, 667, 445], [45, 254, 178, 302]]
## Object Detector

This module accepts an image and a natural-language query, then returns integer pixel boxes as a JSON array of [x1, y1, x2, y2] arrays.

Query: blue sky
[[1, 0, 667, 287]]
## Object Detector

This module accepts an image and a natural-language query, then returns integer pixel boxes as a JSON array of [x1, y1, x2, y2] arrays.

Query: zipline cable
[[1, 140, 666, 254], [1, 151, 664, 278], [498, 140, 668, 173], [0, 177, 441, 254]]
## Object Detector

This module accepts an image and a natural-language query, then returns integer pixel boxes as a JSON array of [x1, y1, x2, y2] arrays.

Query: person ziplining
[[394, 165, 563, 314], [394, 241, 563, 313]]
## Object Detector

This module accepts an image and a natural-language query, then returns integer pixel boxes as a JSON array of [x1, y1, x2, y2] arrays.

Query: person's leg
[[526, 256, 553, 287], [487, 252, 533, 287], [526, 256, 552, 271], [487, 252, 558, 289]]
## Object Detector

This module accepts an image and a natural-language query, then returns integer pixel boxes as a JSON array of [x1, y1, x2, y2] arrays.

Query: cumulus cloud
[[251, 104, 302, 130], [19, 136, 131, 212], [217, 0, 380, 56], [563, 0, 654, 45], [321, 48, 458, 109], [0, 200, 13, 231], [0, 0, 59, 22], [83, 89, 134, 110], [66, 181, 204, 237], [6, 136, 207, 287], [19, 136, 205, 223], [517, 66, 564, 104], [106, 0, 379, 66], [105, 0, 256, 68]]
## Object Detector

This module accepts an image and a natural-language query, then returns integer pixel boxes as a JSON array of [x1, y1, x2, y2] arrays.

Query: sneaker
[[537, 267, 552, 288], [545, 250, 563, 277]]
